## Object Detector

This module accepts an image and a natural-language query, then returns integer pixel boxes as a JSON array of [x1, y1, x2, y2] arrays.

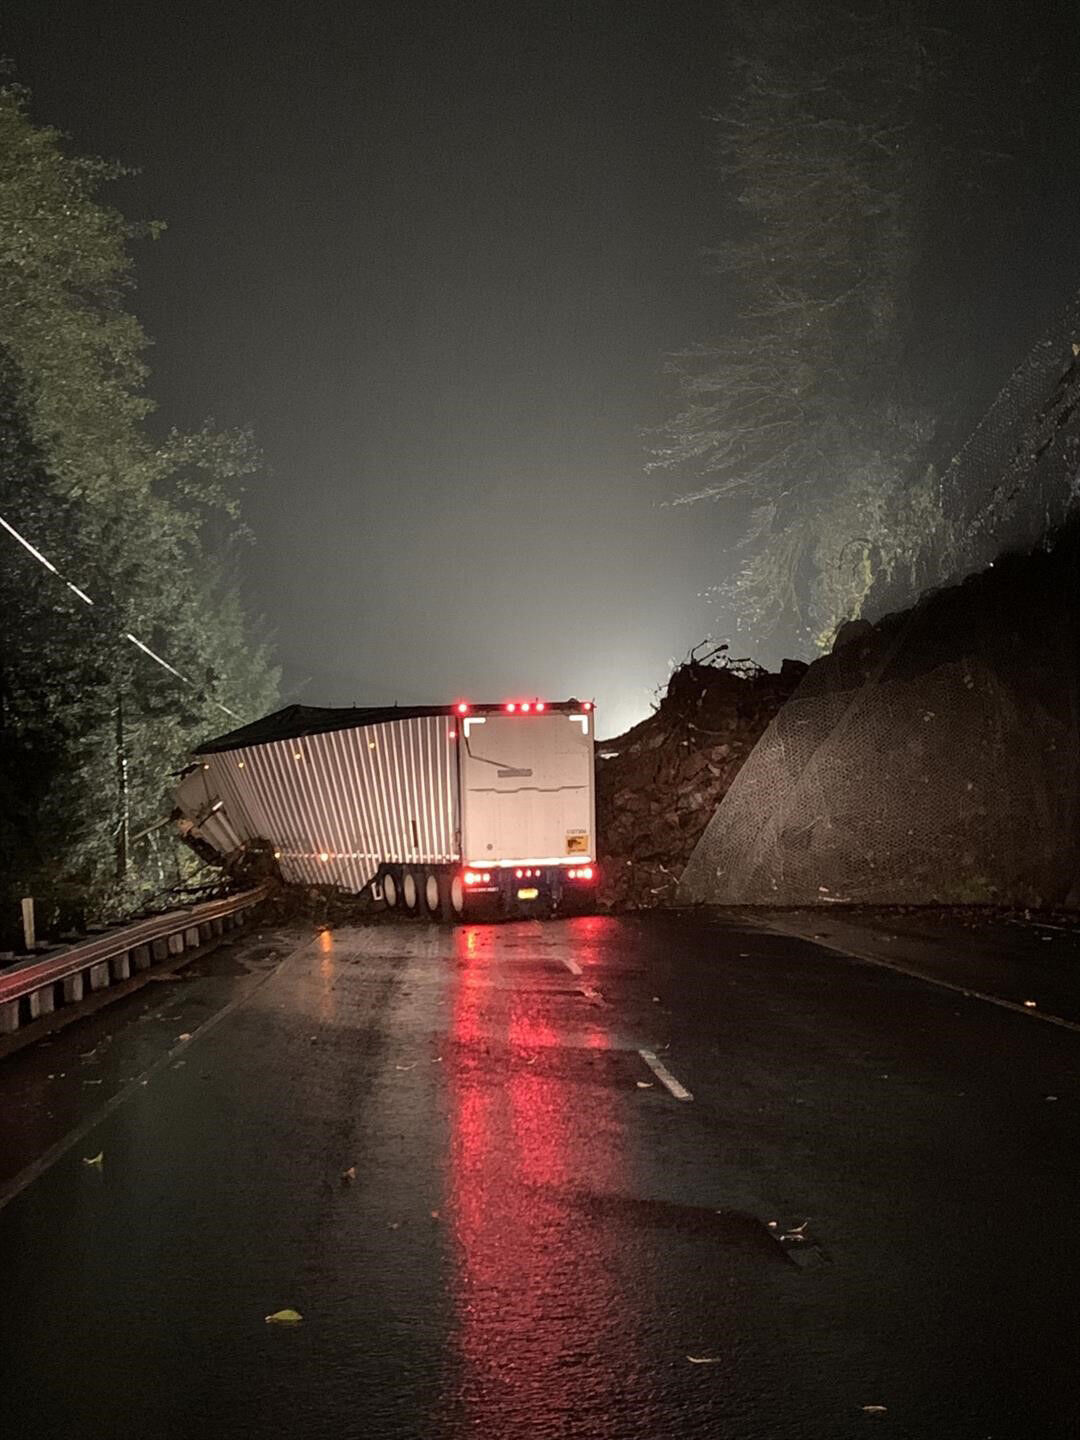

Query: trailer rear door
[[459, 711, 594, 865]]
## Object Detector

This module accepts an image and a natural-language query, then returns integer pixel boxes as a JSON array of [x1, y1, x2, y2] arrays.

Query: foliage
[[653, 2, 948, 649], [0, 86, 277, 932]]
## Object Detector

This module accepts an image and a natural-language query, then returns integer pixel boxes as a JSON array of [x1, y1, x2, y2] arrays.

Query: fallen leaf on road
[[862, 1405, 887, 1414], [636, 1081, 654, 1089], [1024, 1000, 1037, 1008], [686, 1355, 721, 1364], [341, 1166, 357, 1183], [395, 1062, 418, 1072], [430, 1210, 440, 1220], [82, 1152, 103, 1167], [388, 1221, 401, 1230], [652, 996, 661, 1003], [1046, 1095, 1059, 1102], [177, 1033, 192, 1042], [265, 1309, 303, 1324], [82, 1079, 103, 1086]]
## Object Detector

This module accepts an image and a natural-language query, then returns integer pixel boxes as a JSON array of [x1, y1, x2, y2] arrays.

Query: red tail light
[[464, 870, 492, 886], [536, 701, 545, 711], [505, 702, 516, 713]]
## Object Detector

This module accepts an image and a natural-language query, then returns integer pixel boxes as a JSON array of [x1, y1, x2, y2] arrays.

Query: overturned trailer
[[176, 698, 598, 920]]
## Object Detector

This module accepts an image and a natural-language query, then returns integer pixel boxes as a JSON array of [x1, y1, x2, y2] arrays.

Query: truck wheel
[[383, 870, 399, 909], [403, 870, 419, 913], [424, 872, 442, 919], [449, 874, 465, 920]]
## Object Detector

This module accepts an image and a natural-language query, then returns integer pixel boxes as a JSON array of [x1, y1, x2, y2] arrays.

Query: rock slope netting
[[596, 653, 807, 909], [679, 525, 1080, 908]]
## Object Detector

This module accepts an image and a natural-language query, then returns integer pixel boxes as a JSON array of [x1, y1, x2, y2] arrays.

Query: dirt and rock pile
[[596, 647, 807, 910]]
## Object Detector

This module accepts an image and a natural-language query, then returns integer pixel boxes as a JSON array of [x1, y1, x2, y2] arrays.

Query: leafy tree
[[653, 2, 945, 650], [0, 85, 278, 928]]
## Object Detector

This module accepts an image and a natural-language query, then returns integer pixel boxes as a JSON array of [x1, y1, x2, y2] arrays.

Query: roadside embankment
[[595, 650, 807, 910]]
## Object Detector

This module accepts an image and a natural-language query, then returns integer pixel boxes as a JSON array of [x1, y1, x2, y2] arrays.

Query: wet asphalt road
[[3, 910, 1080, 1439]]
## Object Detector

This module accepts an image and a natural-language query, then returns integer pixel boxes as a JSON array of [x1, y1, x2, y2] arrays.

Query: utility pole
[[115, 687, 129, 883]]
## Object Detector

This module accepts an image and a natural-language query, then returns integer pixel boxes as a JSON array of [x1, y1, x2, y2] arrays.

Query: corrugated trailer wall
[[192, 714, 460, 892]]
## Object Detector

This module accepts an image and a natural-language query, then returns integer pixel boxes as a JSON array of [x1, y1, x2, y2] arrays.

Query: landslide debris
[[596, 646, 807, 910]]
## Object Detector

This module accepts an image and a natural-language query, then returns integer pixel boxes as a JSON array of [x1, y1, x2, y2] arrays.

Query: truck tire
[[449, 873, 465, 920], [403, 869, 419, 913], [383, 870, 399, 909], [424, 872, 442, 919]]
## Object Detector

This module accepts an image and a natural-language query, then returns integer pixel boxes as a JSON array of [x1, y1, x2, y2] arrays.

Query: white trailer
[[175, 698, 597, 919]]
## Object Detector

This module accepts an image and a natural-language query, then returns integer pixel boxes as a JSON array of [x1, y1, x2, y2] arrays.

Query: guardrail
[[0, 883, 271, 1038]]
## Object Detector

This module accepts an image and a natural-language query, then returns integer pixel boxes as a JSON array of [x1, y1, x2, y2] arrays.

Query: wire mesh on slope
[[680, 504, 1080, 907]]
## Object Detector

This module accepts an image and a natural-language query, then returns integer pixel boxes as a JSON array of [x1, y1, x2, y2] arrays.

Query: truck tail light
[[464, 870, 492, 886], [567, 865, 595, 882]]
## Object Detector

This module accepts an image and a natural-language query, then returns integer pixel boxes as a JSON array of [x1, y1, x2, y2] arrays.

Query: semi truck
[[175, 697, 598, 920]]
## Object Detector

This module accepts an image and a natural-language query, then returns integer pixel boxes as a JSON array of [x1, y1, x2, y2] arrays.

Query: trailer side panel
[[190, 713, 459, 891]]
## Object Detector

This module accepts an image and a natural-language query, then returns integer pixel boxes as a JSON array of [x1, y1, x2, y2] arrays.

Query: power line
[[0, 509, 240, 720]]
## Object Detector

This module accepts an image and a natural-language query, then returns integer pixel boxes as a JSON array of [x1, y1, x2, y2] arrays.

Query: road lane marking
[[561, 956, 582, 975], [638, 1048, 693, 1101], [0, 934, 313, 1215], [767, 919, 1080, 1037]]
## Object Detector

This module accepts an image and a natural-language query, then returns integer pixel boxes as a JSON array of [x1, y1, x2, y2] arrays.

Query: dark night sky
[[4, 0, 736, 736], [5, 2, 1080, 735]]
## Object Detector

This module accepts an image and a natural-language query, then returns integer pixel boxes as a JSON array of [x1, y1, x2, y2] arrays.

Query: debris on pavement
[[341, 1165, 357, 1184], [265, 1309, 303, 1324], [82, 1152, 104, 1167], [686, 1355, 722, 1364]]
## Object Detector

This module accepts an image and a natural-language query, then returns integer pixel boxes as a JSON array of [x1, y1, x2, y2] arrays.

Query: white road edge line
[[767, 920, 1080, 1037], [561, 956, 583, 975], [638, 1048, 693, 1101], [0, 934, 314, 1215]]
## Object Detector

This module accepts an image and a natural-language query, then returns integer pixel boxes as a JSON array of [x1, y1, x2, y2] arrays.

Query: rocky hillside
[[596, 648, 807, 909]]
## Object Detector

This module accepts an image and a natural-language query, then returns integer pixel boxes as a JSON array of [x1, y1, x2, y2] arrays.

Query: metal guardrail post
[[0, 883, 270, 1040]]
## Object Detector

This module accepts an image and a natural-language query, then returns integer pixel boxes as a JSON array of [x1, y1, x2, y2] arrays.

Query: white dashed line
[[638, 1048, 693, 1101], [561, 955, 583, 975]]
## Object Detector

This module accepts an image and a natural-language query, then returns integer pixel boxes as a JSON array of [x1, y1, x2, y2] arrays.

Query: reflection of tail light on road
[[445, 922, 624, 1433]]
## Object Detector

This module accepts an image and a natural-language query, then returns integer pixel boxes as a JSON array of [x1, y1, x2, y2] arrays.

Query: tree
[[653, 2, 943, 650], [0, 85, 278, 925]]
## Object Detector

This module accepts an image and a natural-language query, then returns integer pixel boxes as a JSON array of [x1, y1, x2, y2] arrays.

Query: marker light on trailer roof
[[536, 701, 545, 711], [457, 702, 469, 714], [582, 701, 593, 712], [521, 702, 531, 712], [505, 702, 516, 712]]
